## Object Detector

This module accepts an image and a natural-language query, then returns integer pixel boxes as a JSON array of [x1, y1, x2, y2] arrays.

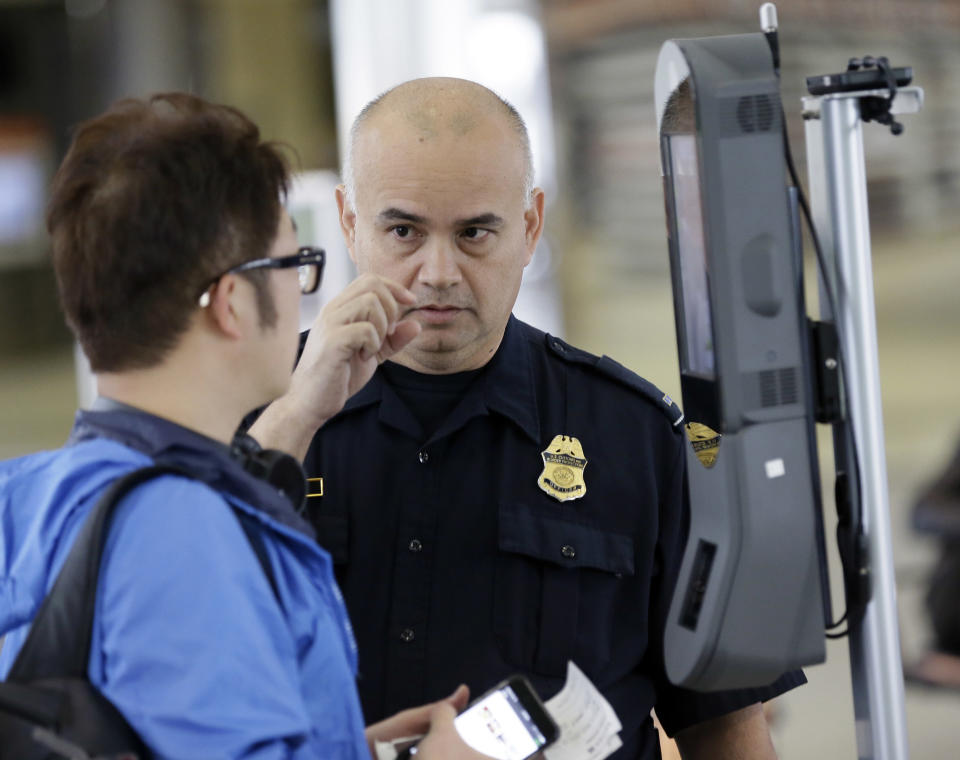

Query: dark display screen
[[664, 133, 715, 380]]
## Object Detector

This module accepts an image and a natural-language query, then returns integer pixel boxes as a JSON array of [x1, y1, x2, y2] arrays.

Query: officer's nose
[[417, 238, 462, 290]]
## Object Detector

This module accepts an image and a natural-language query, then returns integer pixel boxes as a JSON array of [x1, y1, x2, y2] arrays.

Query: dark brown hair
[[47, 92, 291, 371]]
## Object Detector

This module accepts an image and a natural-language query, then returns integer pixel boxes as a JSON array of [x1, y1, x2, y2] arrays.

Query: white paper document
[[543, 661, 623, 760]]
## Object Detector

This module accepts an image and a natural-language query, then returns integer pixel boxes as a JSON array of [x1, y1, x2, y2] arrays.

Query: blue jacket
[[0, 408, 369, 759]]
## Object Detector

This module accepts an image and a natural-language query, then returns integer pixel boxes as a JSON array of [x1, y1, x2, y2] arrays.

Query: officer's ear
[[335, 184, 359, 265], [522, 187, 546, 266]]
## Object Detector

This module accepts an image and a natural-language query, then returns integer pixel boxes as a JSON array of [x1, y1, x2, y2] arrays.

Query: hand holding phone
[[404, 702, 490, 759], [398, 676, 559, 760]]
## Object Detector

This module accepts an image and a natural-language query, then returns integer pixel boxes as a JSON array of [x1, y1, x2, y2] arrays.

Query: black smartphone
[[397, 675, 560, 759]]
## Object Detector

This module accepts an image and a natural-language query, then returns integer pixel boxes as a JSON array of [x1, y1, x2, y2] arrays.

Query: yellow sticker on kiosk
[[538, 435, 588, 502], [685, 422, 721, 469]]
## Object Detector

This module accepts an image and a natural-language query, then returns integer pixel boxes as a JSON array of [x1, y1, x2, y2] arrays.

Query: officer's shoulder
[[543, 333, 685, 429]]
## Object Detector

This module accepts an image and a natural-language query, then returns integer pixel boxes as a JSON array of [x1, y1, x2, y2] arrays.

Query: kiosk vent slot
[[752, 367, 799, 408], [679, 540, 717, 631]]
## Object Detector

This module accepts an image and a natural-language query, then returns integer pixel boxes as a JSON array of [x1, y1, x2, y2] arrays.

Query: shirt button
[[561, 544, 576, 559], [400, 627, 415, 642], [408, 538, 423, 553], [418, 450, 429, 464]]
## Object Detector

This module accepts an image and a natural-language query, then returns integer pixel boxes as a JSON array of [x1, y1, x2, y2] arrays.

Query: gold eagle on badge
[[538, 434, 588, 502]]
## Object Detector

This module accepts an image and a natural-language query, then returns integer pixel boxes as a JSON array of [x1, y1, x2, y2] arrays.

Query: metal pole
[[806, 93, 910, 760]]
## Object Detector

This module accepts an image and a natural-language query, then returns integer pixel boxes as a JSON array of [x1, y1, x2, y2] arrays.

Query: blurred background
[[1, 0, 958, 757]]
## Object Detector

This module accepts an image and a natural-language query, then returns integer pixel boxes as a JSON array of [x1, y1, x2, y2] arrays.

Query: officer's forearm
[[247, 393, 324, 461], [675, 703, 777, 760]]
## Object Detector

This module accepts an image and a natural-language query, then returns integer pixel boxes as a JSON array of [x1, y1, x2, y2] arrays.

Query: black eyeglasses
[[198, 246, 326, 307]]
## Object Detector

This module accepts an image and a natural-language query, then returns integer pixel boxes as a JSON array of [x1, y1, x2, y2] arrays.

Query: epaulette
[[545, 334, 685, 429]]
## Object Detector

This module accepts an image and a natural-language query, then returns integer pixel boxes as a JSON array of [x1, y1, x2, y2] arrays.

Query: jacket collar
[[69, 400, 315, 539]]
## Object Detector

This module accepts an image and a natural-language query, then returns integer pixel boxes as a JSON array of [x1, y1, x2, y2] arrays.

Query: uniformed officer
[[250, 77, 804, 759]]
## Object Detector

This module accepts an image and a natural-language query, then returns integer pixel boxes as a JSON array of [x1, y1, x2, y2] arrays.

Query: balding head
[[342, 77, 534, 208]]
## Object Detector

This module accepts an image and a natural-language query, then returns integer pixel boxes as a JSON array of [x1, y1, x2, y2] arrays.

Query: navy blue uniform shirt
[[303, 316, 803, 758]]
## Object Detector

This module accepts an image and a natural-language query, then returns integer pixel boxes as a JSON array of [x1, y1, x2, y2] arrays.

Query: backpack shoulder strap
[[233, 513, 282, 602], [8, 464, 279, 683]]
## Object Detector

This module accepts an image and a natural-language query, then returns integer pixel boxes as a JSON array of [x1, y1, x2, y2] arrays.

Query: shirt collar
[[69, 399, 316, 539], [337, 315, 541, 444], [479, 315, 540, 444]]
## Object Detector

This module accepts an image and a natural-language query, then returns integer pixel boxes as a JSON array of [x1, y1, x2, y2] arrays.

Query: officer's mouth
[[412, 305, 464, 325]]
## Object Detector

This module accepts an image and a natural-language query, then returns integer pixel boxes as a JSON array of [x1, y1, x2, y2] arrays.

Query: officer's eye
[[462, 227, 491, 242], [391, 225, 412, 239]]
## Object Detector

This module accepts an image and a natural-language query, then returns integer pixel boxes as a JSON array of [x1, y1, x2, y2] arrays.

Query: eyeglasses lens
[[298, 264, 318, 294]]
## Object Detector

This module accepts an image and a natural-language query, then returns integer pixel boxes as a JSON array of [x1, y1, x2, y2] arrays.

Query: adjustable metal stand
[[803, 81, 923, 760]]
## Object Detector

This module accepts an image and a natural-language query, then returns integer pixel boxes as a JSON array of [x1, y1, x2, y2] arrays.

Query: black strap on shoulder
[[8, 466, 186, 682], [234, 513, 282, 602], [8, 464, 279, 684]]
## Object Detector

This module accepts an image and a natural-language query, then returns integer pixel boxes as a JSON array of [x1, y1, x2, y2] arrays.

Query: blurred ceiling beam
[[543, 0, 708, 49], [542, 0, 960, 50]]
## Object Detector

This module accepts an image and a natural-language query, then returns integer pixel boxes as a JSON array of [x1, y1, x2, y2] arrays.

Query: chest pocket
[[494, 501, 635, 677]]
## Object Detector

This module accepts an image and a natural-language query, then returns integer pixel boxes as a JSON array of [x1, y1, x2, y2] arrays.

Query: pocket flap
[[498, 503, 634, 576]]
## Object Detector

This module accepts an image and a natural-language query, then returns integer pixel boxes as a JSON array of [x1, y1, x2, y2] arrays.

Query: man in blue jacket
[[0, 92, 486, 759]]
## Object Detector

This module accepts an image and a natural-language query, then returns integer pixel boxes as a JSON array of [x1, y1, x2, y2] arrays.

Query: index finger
[[376, 275, 416, 305], [428, 701, 457, 729], [443, 684, 470, 712], [324, 273, 413, 330]]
